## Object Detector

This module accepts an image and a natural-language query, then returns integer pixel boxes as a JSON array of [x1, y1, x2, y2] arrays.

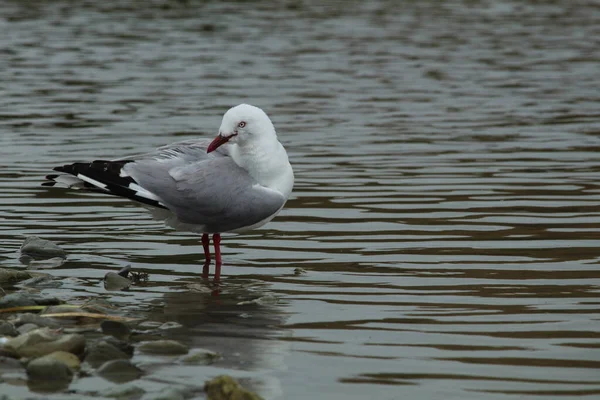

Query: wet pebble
[[0, 268, 32, 284], [101, 320, 131, 340], [180, 349, 221, 365], [29, 350, 80, 372], [0, 293, 62, 309], [14, 313, 61, 329], [19, 236, 67, 259], [85, 340, 131, 368], [0, 321, 18, 337], [17, 323, 39, 335], [97, 359, 143, 383], [4, 327, 85, 358], [138, 340, 189, 355], [104, 272, 131, 291], [294, 267, 306, 275], [26, 354, 74, 381], [100, 382, 145, 399], [204, 375, 263, 400], [147, 386, 189, 400]]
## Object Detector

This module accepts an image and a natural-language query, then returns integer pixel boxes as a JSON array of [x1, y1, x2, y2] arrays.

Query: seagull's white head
[[207, 104, 276, 153]]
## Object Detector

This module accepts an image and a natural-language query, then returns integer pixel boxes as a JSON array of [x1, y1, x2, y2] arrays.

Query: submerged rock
[[138, 340, 189, 355], [97, 359, 143, 383], [180, 349, 221, 365], [28, 351, 80, 372], [101, 320, 131, 340], [26, 354, 74, 382], [19, 236, 67, 259], [104, 272, 131, 291], [0, 321, 18, 337], [14, 313, 61, 329], [101, 382, 145, 399], [148, 386, 190, 400], [4, 327, 85, 358], [0, 268, 32, 284], [85, 340, 131, 368], [0, 293, 62, 309], [204, 375, 264, 400]]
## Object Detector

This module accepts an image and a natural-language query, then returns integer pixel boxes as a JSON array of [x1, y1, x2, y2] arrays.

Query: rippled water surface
[[1, 0, 600, 398]]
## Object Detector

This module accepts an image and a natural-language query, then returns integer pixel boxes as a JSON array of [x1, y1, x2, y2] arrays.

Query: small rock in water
[[85, 340, 131, 368], [4, 327, 85, 358], [0, 321, 18, 337], [103, 336, 134, 356], [204, 375, 264, 400], [104, 272, 131, 291], [17, 274, 60, 288], [138, 340, 189, 355], [26, 354, 74, 382], [97, 359, 143, 383], [101, 382, 146, 399], [14, 313, 61, 329], [0, 293, 36, 308], [101, 320, 131, 340], [148, 386, 189, 400], [20, 236, 67, 259], [17, 323, 40, 335], [294, 267, 306, 275], [0, 268, 32, 284], [28, 351, 80, 372], [180, 349, 221, 365]]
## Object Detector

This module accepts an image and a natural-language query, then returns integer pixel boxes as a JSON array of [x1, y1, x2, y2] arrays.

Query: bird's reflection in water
[[144, 276, 289, 397]]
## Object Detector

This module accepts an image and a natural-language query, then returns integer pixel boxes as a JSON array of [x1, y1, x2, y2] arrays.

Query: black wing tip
[[41, 181, 57, 187]]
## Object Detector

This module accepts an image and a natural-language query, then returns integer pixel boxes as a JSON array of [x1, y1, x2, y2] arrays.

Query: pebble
[[17, 323, 39, 335], [28, 351, 80, 372], [101, 320, 131, 340], [180, 349, 221, 365], [0, 321, 18, 337], [138, 340, 189, 355], [204, 375, 263, 400], [19, 236, 67, 259], [147, 387, 188, 400], [0, 293, 62, 309], [14, 313, 61, 329], [103, 272, 131, 291], [100, 382, 145, 399], [0, 268, 32, 284], [26, 355, 73, 381], [85, 340, 131, 368], [4, 327, 85, 358], [97, 359, 143, 383]]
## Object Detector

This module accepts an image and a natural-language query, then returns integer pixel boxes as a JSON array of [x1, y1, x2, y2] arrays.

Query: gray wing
[[122, 142, 286, 233]]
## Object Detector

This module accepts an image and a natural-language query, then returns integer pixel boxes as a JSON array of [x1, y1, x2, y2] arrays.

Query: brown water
[[1, 0, 600, 399]]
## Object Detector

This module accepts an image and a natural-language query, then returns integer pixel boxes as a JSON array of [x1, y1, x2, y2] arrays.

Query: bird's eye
[[238, 121, 246, 128]]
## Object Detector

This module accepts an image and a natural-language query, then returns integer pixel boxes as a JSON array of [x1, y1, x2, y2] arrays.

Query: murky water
[[1, 0, 600, 398]]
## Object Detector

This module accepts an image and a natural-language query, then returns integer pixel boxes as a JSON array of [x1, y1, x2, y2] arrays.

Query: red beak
[[207, 134, 233, 153]]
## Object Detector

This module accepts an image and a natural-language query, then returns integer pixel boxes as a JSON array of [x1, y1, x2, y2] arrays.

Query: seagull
[[44, 104, 294, 280]]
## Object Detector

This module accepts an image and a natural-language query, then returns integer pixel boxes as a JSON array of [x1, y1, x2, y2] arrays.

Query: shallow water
[[1, 0, 600, 398]]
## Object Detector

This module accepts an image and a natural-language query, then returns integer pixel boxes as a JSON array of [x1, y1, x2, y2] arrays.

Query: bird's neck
[[231, 138, 293, 197]]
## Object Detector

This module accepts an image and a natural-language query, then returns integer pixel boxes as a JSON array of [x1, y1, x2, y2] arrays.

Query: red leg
[[202, 233, 210, 278], [213, 233, 222, 281]]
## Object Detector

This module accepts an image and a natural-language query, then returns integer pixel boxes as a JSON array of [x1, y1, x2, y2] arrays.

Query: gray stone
[[0, 268, 32, 284], [104, 272, 131, 291], [0, 293, 62, 309], [180, 349, 221, 365], [138, 340, 189, 355], [4, 327, 85, 358], [101, 383, 145, 399], [147, 387, 187, 400], [101, 320, 131, 340], [19, 236, 67, 259], [0, 321, 18, 337], [17, 323, 39, 335], [103, 336, 134, 356], [26, 355, 73, 381], [97, 359, 143, 383], [85, 340, 130, 368], [0, 356, 24, 373], [14, 313, 61, 329], [28, 351, 80, 372]]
